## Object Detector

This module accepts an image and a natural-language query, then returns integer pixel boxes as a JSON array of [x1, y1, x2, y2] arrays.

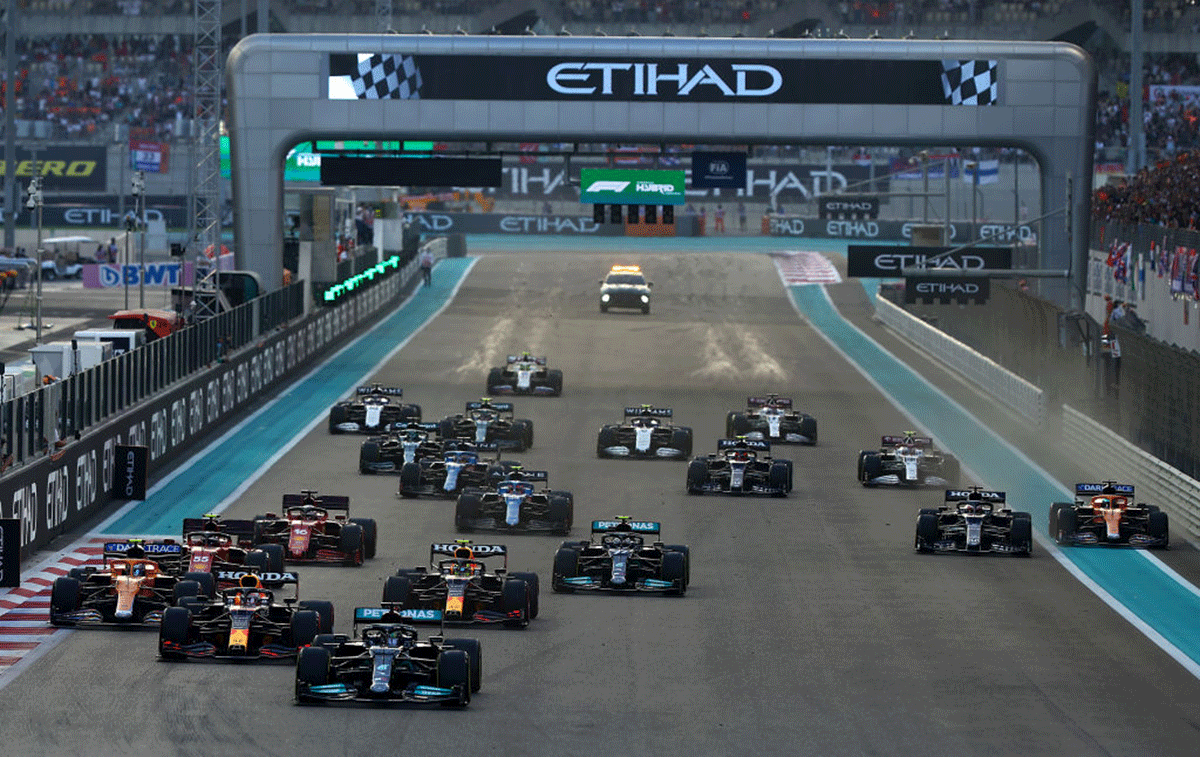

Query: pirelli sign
[[0, 146, 107, 191]]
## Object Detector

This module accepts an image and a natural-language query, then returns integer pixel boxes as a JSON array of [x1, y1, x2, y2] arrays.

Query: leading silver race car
[[725, 394, 817, 445], [596, 405, 693, 459], [328, 385, 422, 434], [486, 352, 563, 396], [857, 432, 960, 487]]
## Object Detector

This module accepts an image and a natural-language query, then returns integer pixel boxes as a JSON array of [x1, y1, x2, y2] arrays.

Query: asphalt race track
[[3, 244, 1200, 756]]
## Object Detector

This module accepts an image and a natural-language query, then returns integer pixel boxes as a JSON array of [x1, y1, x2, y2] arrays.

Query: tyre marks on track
[[690, 324, 788, 381], [772, 250, 842, 285]]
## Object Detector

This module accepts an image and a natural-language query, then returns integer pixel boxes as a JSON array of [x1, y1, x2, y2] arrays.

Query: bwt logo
[[98, 264, 182, 288]]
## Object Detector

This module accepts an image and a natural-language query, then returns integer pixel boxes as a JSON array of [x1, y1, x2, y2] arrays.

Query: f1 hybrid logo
[[547, 62, 782, 97], [585, 180, 631, 193]]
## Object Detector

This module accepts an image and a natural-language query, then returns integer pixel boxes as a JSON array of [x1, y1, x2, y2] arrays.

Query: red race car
[[251, 491, 378, 566]]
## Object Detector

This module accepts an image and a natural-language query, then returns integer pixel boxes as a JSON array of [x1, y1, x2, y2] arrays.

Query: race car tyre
[[251, 518, 274, 545], [68, 567, 90, 581], [438, 418, 457, 440], [642, 303, 650, 315], [671, 427, 694, 458], [781, 459, 795, 491], [49, 577, 81, 623], [295, 645, 331, 703], [182, 571, 216, 599], [158, 607, 192, 660], [1049, 502, 1072, 536], [350, 518, 378, 559], [398, 462, 422, 498], [552, 548, 579, 593], [516, 419, 534, 449], [437, 649, 472, 707], [547, 369, 564, 395], [800, 416, 818, 444], [548, 494, 573, 536], [501, 579, 531, 628], [918, 508, 940, 516], [455, 492, 482, 532], [382, 575, 413, 606], [725, 411, 738, 438], [445, 638, 483, 693], [768, 462, 790, 496], [339, 524, 365, 566], [915, 513, 940, 553], [686, 459, 709, 494], [664, 545, 691, 588], [312, 634, 343, 650], [259, 543, 286, 572], [290, 609, 321, 648], [661, 551, 687, 596], [730, 413, 751, 436], [1010, 516, 1033, 556], [596, 425, 619, 457], [298, 600, 335, 633], [860, 453, 883, 485], [1148, 511, 1170, 547], [173, 580, 202, 605], [856, 451, 869, 481], [509, 572, 540, 619], [245, 549, 269, 571], [1055, 507, 1077, 545], [942, 456, 961, 486], [328, 406, 348, 434], [486, 367, 504, 395], [358, 441, 380, 474]]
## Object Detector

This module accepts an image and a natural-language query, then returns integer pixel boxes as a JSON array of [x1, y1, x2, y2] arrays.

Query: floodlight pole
[[133, 170, 146, 307]]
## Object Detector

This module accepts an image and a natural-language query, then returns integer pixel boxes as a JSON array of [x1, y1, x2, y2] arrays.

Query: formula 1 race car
[[158, 571, 335, 661], [599, 264, 652, 314], [455, 469, 574, 534], [914, 489, 1033, 556], [328, 384, 422, 434], [685, 438, 793, 496], [176, 515, 286, 578], [359, 422, 443, 474], [725, 394, 817, 445], [438, 398, 533, 451], [381, 541, 540, 629], [552, 517, 689, 595], [295, 607, 479, 706], [398, 442, 518, 499], [1050, 482, 1169, 548], [857, 432, 960, 487], [596, 405, 694, 459], [486, 352, 563, 396], [251, 492, 378, 565], [49, 540, 216, 628]]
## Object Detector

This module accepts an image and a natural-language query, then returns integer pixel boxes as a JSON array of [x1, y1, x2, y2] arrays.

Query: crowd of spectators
[[1092, 151, 1200, 230], [1094, 53, 1200, 163]]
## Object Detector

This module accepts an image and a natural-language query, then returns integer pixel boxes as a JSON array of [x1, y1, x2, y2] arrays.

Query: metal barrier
[[1062, 404, 1200, 542], [874, 294, 1047, 425]]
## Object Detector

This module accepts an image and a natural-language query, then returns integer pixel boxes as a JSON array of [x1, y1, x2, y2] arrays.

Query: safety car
[[914, 488, 1033, 555], [251, 491, 378, 565], [455, 468, 574, 534], [551, 517, 689, 594], [857, 432, 960, 487], [328, 384, 421, 434], [599, 264, 652, 314], [437, 398, 533, 451], [1050, 482, 1169, 548], [486, 351, 563, 396], [685, 438, 793, 496], [596, 405, 693, 459], [725, 394, 817, 445]]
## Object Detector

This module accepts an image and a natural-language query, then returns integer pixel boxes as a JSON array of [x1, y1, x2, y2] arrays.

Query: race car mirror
[[0, 518, 19, 588]]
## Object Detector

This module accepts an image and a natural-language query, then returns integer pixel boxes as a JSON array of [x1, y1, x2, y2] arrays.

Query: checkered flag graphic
[[349, 54, 422, 99], [941, 60, 998, 106]]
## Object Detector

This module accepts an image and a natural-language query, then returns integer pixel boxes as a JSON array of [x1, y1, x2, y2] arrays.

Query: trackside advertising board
[[0, 518, 18, 588], [579, 169, 686, 205]]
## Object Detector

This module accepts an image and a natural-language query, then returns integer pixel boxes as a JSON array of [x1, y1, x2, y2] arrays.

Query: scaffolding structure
[[376, 0, 392, 32], [188, 0, 229, 318]]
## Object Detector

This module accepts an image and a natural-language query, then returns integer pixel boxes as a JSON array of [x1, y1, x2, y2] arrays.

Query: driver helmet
[[451, 560, 475, 577], [731, 450, 753, 462]]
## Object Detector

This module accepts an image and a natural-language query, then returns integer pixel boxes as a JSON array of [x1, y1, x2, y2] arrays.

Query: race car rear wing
[[213, 569, 300, 588], [506, 355, 547, 365], [354, 606, 441, 629], [102, 540, 184, 558], [429, 542, 508, 570], [624, 406, 673, 417], [882, 435, 933, 448], [591, 520, 661, 535], [717, 438, 771, 451], [945, 489, 1006, 503], [385, 421, 439, 433], [747, 396, 793, 408], [282, 492, 351, 511], [503, 470, 548, 482], [181, 517, 257, 542], [357, 385, 403, 396], [466, 400, 514, 413], [1076, 482, 1134, 495]]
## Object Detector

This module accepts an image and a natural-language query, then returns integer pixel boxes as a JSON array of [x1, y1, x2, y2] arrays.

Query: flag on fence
[[1159, 238, 1169, 277], [1107, 239, 1125, 267], [1114, 242, 1131, 283], [1171, 247, 1186, 294], [1190, 249, 1200, 299]]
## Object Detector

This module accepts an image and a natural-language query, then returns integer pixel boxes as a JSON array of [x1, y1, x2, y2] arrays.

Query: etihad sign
[[547, 62, 783, 97]]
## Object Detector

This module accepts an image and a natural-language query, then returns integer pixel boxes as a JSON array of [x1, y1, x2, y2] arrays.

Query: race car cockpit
[[286, 505, 329, 522], [362, 625, 417, 649], [601, 533, 645, 551], [187, 532, 234, 549]]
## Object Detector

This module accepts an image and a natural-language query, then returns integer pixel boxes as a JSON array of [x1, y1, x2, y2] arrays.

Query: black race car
[[1050, 482, 1169, 548], [49, 540, 216, 628], [158, 571, 335, 661], [438, 398, 533, 451], [686, 438, 793, 496], [596, 405, 694, 459], [857, 432, 960, 487], [725, 394, 817, 445], [359, 422, 442, 474], [599, 264, 652, 314], [398, 442, 518, 499], [251, 492, 378, 565], [486, 352, 563, 396], [914, 488, 1033, 556], [328, 385, 421, 434], [552, 517, 689, 594], [295, 607, 479, 706], [455, 469, 574, 534], [382, 541, 540, 629]]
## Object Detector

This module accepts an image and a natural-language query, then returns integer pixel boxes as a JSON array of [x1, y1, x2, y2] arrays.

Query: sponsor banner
[[0, 194, 195, 229], [889, 154, 961, 180], [904, 275, 991, 304], [579, 168, 686, 205], [320, 156, 502, 187], [0, 145, 107, 191], [131, 140, 170, 174], [328, 54, 997, 106], [114, 446, 148, 500], [847, 244, 1013, 277], [404, 212, 623, 236], [0, 518, 18, 588], [691, 152, 747, 189], [817, 196, 879, 220], [768, 217, 1035, 245], [963, 159, 999, 185]]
